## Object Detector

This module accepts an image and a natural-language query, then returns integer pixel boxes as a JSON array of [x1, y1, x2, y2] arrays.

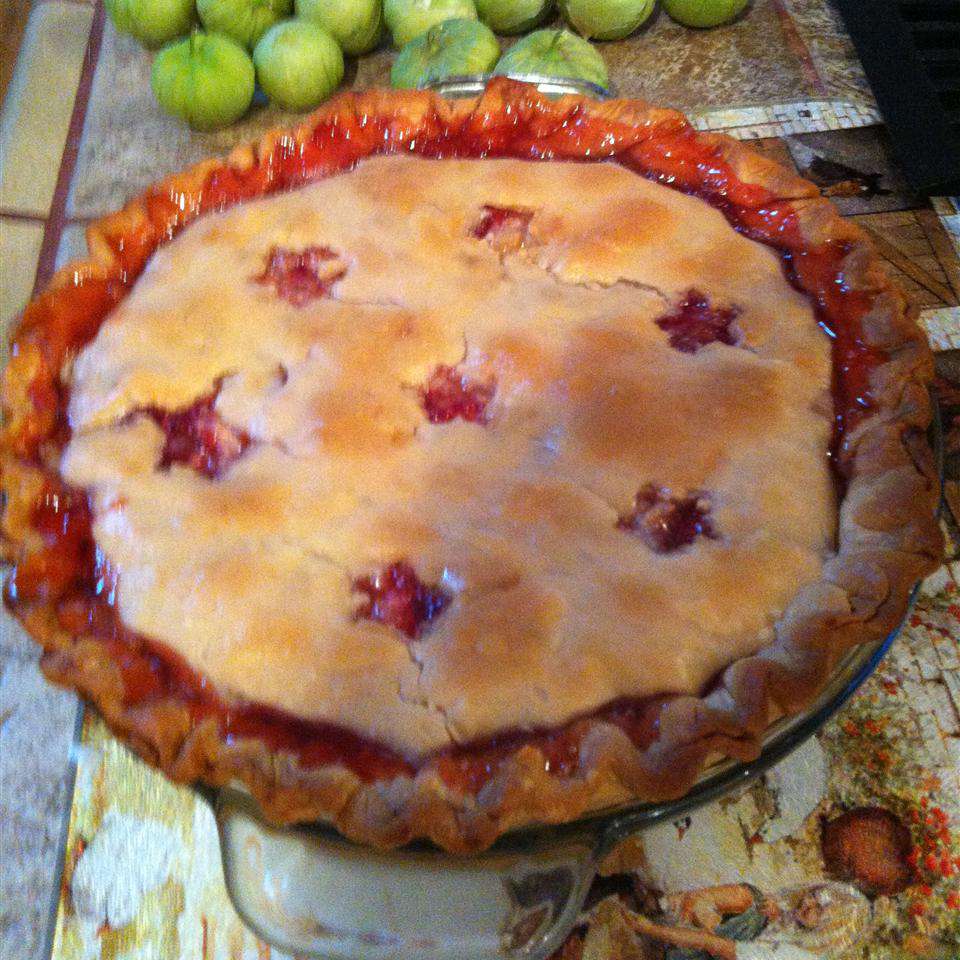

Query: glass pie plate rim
[[422, 72, 615, 101]]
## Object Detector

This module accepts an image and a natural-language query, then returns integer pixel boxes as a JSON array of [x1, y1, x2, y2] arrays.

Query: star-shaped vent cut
[[472, 205, 534, 254], [147, 393, 250, 479], [618, 484, 717, 553], [354, 562, 450, 639], [655, 289, 741, 354], [255, 245, 348, 306], [420, 364, 496, 424]]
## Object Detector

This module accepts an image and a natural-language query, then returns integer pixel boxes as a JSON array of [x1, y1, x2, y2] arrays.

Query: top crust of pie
[[1, 82, 941, 851], [62, 155, 834, 754]]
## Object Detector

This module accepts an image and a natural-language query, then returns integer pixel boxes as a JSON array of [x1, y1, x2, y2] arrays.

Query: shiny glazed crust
[[0, 80, 942, 852]]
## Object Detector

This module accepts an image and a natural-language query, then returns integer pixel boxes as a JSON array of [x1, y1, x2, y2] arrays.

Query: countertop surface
[[0, 2, 958, 958]]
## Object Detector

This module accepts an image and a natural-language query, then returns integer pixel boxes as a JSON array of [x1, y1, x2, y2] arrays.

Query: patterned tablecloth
[[0, 1, 958, 958]]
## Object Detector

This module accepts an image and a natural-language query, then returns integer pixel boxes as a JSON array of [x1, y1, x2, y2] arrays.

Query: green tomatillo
[[475, 0, 553, 35], [661, 0, 750, 28], [151, 30, 255, 129], [106, 0, 195, 48], [391, 18, 499, 88], [253, 18, 345, 111], [196, 0, 293, 50], [494, 28, 608, 88], [384, 0, 478, 48], [559, 0, 655, 40], [296, 0, 384, 55]]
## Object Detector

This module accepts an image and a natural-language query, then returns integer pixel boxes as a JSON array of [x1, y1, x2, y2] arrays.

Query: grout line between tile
[[31, 0, 105, 296], [39, 703, 84, 960], [1, 212, 95, 228], [0, 209, 47, 223]]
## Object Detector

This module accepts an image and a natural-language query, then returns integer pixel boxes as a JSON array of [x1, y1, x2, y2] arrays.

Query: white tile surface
[[0, 217, 43, 340], [0, 1, 93, 214]]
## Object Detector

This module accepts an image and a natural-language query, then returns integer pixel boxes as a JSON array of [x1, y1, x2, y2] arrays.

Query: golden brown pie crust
[[0, 80, 942, 852]]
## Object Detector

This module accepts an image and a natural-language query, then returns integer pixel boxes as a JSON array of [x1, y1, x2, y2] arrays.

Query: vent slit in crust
[[353, 562, 451, 639], [145, 388, 250, 479], [617, 484, 718, 553], [654, 288, 742, 354], [255, 245, 348, 305], [420, 364, 496, 424]]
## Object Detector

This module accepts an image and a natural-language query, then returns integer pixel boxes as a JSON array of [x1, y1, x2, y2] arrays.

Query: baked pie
[[0, 80, 941, 852]]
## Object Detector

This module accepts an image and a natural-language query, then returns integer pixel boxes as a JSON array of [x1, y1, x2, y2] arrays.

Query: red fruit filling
[[472, 205, 534, 253], [421, 364, 496, 424], [619, 484, 717, 553], [437, 695, 672, 795], [255, 245, 347, 306], [147, 393, 250, 479], [655, 289, 741, 354], [354, 562, 450, 639]]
